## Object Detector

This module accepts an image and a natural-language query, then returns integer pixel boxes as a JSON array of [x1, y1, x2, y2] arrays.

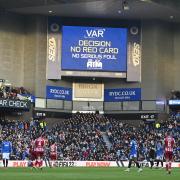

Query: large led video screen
[[47, 17, 141, 81], [61, 26, 127, 72]]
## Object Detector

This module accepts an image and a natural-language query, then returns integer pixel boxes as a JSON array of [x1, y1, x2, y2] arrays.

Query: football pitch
[[0, 167, 179, 180]]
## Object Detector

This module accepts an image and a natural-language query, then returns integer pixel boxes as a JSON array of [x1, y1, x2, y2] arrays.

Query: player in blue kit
[[125, 135, 142, 172], [1, 137, 12, 167], [156, 140, 164, 168]]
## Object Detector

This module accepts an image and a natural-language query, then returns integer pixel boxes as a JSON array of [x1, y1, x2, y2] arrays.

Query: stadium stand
[[0, 113, 179, 162]]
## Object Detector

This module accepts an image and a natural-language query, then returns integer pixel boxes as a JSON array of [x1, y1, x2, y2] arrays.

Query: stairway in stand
[[102, 132, 112, 150]]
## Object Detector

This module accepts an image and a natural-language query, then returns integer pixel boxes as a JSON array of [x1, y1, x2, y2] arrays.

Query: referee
[[149, 141, 156, 169]]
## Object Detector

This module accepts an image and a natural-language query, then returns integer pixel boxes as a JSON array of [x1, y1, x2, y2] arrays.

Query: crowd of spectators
[[52, 114, 108, 161], [0, 113, 179, 162], [0, 85, 30, 100], [170, 90, 180, 99], [169, 111, 180, 123], [0, 118, 47, 160], [107, 117, 180, 162]]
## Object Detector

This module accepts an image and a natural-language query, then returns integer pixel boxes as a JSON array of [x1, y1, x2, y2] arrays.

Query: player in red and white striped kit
[[164, 132, 175, 174], [50, 141, 57, 161], [34, 135, 46, 169]]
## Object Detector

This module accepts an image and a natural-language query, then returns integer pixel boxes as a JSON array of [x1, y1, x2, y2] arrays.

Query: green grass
[[0, 167, 179, 180]]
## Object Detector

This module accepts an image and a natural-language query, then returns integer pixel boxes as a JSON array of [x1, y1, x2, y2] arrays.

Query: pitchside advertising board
[[0, 161, 179, 168], [47, 17, 141, 81], [104, 88, 141, 102]]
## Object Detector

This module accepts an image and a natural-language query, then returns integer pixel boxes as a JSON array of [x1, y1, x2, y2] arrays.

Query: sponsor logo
[[84, 29, 105, 38], [132, 42, 140, 66], [87, 59, 102, 69], [109, 90, 136, 96], [50, 23, 60, 32], [51, 161, 75, 167], [48, 37, 56, 62], [50, 88, 69, 95], [139, 161, 150, 167], [86, 162, 110, 167], [47, 86, 72, 100], [105, 88, 141, 102], [130, 26, 138, 35], [12, 161, 27, 167]]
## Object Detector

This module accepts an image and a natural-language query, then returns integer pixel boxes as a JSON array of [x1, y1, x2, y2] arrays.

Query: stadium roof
[[0, 0, 180, 22]]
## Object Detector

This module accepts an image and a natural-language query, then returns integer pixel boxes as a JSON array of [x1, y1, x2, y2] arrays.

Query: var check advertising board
[[0, 99, 31, 110], [104, 88, 141, 102], [61, 26, 127, 72], [46, 85, 72, 101]]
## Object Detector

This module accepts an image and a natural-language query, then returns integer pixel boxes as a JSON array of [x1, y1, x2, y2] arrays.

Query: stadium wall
[[141, 20, 174, 100], [23, 15, 48, 96], [173, 23, 180, 90], [0, 13, 180, 103], [0, 13, 24, 87]]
